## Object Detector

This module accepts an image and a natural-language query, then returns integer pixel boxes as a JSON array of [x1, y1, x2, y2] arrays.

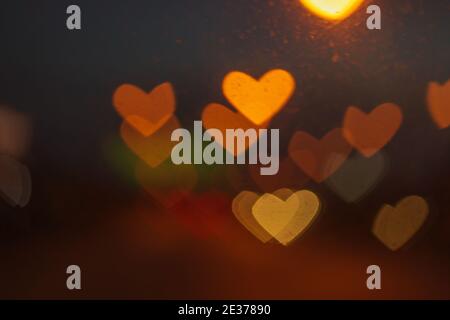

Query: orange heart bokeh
[[288, 128, 352, 183], [343, 103, 403, 158], [223, 69, 295, 126], [202, 103, 269, 156], [113, 82, 175, 137]]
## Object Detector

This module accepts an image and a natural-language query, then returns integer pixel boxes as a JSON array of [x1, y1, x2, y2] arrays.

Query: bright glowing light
[[300, 0, 364, 20]]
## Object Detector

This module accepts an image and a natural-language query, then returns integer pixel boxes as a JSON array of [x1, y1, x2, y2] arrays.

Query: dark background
[[0, 0, 449, 299]]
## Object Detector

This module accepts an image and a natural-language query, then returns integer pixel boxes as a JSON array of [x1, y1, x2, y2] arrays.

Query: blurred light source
[[0, 155, 31, 208], [300, 0, 364, 20], [0, 106, 32, 158]]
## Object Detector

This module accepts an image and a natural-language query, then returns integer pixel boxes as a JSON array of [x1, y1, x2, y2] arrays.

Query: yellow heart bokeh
[[372, 196, 429, 251], [252, 189, 321, 246], [300, 0, 364, 20], [232, 191, 273, 243]]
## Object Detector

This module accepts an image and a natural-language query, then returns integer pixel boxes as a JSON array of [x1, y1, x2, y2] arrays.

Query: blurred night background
[[0, 0, 449, 299]]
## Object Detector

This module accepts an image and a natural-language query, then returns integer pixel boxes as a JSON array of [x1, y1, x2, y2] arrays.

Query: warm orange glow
[[300, 0, 364, 20], [201, 103, 268, 156], [288, 128, 353, 183], [427, 80, 450, 129], [372, 196, 429, 251], [223, 69, 295, 126], [113, 82, 175, 137], [343, 103, 403, 158]]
